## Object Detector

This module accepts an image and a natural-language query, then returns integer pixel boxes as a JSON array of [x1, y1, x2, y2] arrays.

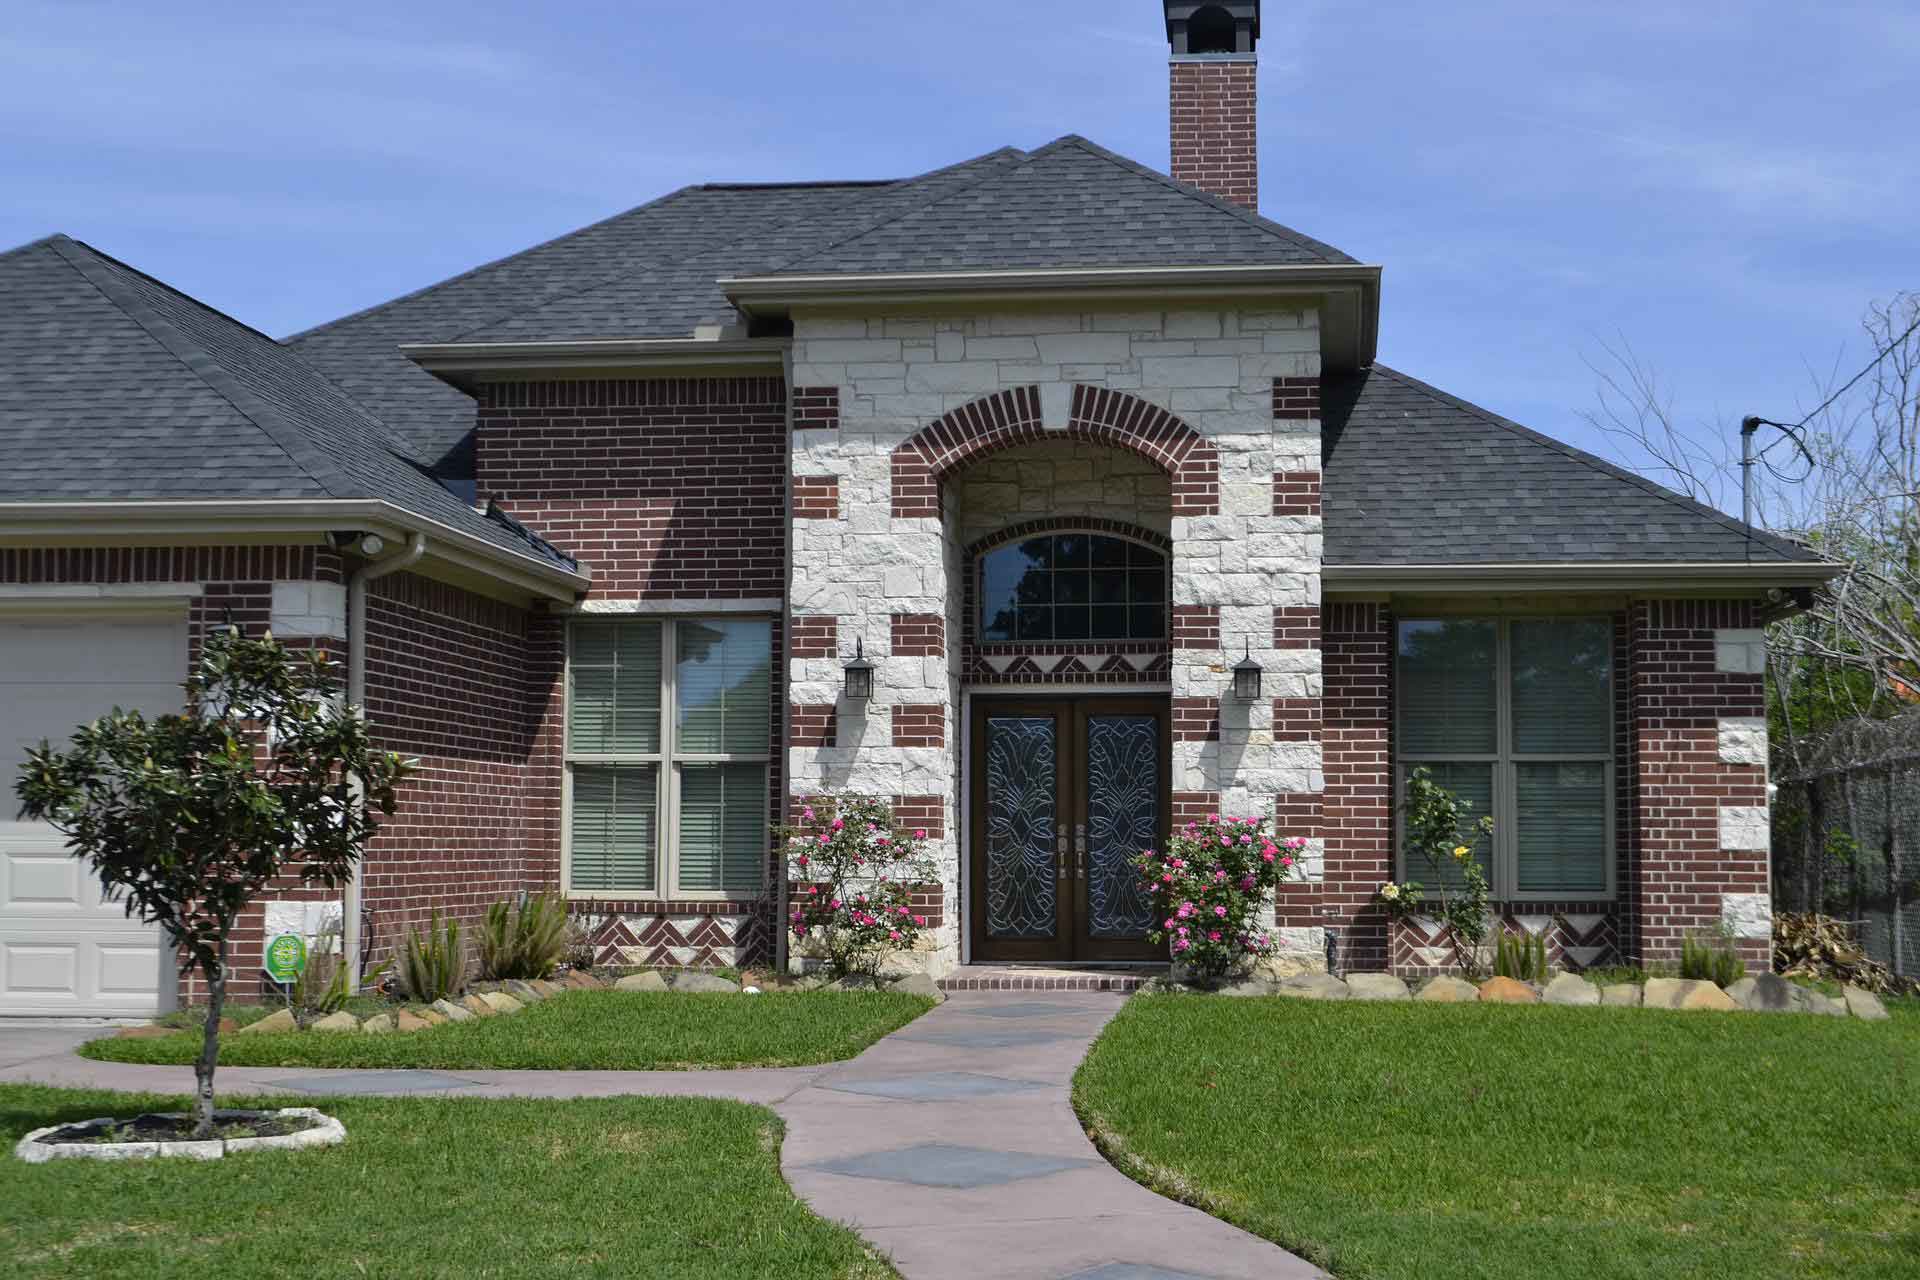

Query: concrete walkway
[[2, 993, 1323, 1280]]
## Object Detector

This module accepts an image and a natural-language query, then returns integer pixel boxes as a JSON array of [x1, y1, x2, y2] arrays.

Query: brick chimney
[[1164, 2, 1259, 210]]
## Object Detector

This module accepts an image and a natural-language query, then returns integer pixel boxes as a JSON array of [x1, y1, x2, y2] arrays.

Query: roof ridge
[[0, 233, 67, 266], [49, 236, 363, 500], [1044, 134, 1357, 264], [1365, 363, 1823, 563], [749, 145, 1035, 276]]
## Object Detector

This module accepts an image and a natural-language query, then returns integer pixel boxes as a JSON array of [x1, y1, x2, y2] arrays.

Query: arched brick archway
[[889, 385, 1218, 518]]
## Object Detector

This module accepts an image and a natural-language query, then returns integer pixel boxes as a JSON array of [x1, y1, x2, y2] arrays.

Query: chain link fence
[[1771, 710, 1920, 980]]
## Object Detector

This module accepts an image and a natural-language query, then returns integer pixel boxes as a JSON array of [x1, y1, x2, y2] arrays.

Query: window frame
[[1394, 615, 1616, 902], [973, 528, 1172, 644], [562, 615, 773, 901]]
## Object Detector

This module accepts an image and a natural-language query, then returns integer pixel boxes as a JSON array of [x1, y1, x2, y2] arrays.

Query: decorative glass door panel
[[970, 697, 1168, 963]]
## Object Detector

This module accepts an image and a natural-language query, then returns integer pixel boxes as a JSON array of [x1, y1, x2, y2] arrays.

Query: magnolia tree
[[785, 795, 938, 981], [14, 632, 410, 1137], [1133, 813, 1305, 983]]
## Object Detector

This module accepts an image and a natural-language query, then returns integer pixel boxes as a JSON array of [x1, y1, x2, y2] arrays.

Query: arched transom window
[[978, 531, 1168, 642]]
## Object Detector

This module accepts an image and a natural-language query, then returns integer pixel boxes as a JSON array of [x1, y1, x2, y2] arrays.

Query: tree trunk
[[193, 939, 227, 1140]]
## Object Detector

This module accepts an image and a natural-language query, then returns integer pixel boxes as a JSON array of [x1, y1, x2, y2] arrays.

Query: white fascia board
[[1323, 561, 1841, 594], [0, 499, 589, 601], [401, 337, 790, 388]]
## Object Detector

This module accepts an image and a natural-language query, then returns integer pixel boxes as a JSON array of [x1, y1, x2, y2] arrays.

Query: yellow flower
[[1452, 845, 1469, 860]]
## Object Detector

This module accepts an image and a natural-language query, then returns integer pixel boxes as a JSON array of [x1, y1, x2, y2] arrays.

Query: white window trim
[[1394, 615, 1617, 903], [562, 615, 773, 901]]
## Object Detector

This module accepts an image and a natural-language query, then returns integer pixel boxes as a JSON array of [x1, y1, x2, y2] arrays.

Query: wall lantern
[[843, 638, 875, 702], [1231, 639, 1263, 702]]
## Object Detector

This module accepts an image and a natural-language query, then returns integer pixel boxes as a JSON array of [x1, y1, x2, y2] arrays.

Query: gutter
[[343, 532, 427, 991], [776, 345, 796, 978], [1322, 560, 1843, 594], [0, 498, 588, 602], [400, 337, 790, 392]]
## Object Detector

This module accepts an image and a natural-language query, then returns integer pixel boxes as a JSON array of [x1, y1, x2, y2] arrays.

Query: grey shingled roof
[[1321, 364, 1824, 565], [289, 136, 1355, 474], [0, 235, 576, 571]]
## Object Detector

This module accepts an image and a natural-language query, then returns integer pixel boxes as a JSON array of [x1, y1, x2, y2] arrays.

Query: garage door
[[1, 614, 187, 1016]]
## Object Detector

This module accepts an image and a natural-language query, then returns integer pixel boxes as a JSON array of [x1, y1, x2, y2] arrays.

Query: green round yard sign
[[264, 933, 307, 984]]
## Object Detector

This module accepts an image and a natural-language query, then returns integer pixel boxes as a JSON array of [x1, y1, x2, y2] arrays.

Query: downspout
[[343, 531, 427, 990], [776, 347, 795, 976]]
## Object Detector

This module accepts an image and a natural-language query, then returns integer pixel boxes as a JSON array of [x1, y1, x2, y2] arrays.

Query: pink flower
[[1209, 931, 1221, 941], [831, 818, 844, 831], [796, 855, 810, 867], [1213, 905, 1227, 918], [888, 930, 902, 941], [913, 828, 927, 839], [1287, 836, 1307, 850], [1261, 850, 1275, 863], [817, 834, 830, 845], [802, 806, 815, 821], [1161, 873, 1174, 883], [1240, 834, 1253, 845], [1165, 917, 1177, 929], [807, 885, 819, 895], [1281, 857, 1293, 868], [1174, 939, 1191, 952], [830, 898, 841, 908], [913, 915, 926, 927], [1208, 813, 1219, 823], [1240, 875, 1256, 890], [1177, 902, 1194, 919]]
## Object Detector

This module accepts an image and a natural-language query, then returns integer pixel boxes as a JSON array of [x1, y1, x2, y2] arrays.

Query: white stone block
[[1719, 804, 1770, 852], [1717, 717, 1768, 766], [907, 362, 1002, 394], [1714, 628, 1767, 674], [805, 338, 902, 363], [1035, 332, 1134, 365], [1164, 310, 1223, 339], [1040, 382, 1073, 431], [1720, 892, 1773, 939], [964, 336, 1039, 360], [270, 581, 347, 639]]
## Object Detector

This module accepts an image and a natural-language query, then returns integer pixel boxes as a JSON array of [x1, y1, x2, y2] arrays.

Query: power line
[[1783, 307, 1920, 432]]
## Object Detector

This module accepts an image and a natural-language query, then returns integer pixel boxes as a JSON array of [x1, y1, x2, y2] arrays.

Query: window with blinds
[[565, 618, 772, 898], [1396, 617, 1614, 899]]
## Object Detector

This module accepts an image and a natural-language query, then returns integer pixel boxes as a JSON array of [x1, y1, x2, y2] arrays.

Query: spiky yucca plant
[[478, 892, 568, 981], [401, 911, 467, 1002]]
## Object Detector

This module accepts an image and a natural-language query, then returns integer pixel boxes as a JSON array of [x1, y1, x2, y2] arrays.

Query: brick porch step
[[937, 965, 1166, 992]]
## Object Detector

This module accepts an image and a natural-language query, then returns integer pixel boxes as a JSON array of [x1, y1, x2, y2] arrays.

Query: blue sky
[[4, 1, 1914, 482]]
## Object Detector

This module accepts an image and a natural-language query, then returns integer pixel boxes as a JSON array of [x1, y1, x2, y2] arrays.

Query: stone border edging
[[14, 1107, 344, 1163]]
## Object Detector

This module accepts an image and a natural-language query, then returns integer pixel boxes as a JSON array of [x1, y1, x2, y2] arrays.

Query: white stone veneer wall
[[787, 307, 1323, 973]]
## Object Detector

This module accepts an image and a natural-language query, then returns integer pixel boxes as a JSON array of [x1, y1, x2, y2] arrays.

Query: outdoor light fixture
[[843, 638, 874, 702], [1231, 639, 1263, 702]]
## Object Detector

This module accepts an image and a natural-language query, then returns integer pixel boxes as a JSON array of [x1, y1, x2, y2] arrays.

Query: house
[[0, 1, 1834, 1015]]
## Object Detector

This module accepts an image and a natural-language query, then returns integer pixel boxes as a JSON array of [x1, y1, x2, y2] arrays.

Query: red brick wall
[[357, 571, 542, 971], [1322, 602, 1394, 971], [1170, 58, 1257, 210], [1628, 599, 1769, 969], [475, 376, 787, 599]]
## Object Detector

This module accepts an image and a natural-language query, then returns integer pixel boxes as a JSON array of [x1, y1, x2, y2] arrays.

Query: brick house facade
[[0, 0, 1833, 1014]]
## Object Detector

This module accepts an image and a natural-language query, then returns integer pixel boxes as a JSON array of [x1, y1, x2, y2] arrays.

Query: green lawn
[[1074, 996, 1920, 1280], [0, 1085, 891, 1279], [82, 989, 932, 1071]]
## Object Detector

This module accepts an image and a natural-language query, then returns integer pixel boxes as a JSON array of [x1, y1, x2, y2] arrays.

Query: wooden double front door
[[968, 696, 1170, 963]]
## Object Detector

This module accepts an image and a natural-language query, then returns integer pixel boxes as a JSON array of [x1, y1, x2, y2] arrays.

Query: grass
[[83, 989, 932, 1071], [1074, 995, 1920, 1280], [0, 1084, 893, 1279]]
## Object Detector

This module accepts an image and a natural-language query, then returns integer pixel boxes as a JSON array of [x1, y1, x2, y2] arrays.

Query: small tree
[[14, 632, 410, 1137]]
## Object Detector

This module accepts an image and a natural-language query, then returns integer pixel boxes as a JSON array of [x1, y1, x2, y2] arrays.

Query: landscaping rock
[[529, 979, 564, 998], [392, 1012, 431, 1033], [1643, 978, 1738, 1011], [239, 1008, 298, 1036], [1543, 973, 1600, 1007], [829, 973, 885, 991], [1253, 955, 1328, 982], [1726, 974, 1801, 1012], [1843, 985, 1891, 1022], [1804, 990, 1848, 1017], [1601, 983, 1642, 1008], [1477, 977, 1539, 1004], [1345, 973, 1411, 1001], [787, 973, 831, 991], [310, 1011, 360, 1033], [615, 972, 669, 993], [461, 994, 498, 1017], [1276, 973, 1349, 1000], [562, 970, 602, 990], [478, 991, 524, 1014], [431, 998, 474, 1023], [117, 1024, 178, 1039], [503, 980, 546, 1003], [673, 972, 741, 994], [417, 1009, 447, 1026], [359, 1013, 396, 1034], [1213, 977, 1279, 997], [889, 973, 943, 1000], [1416, 976, 1480, 1003]]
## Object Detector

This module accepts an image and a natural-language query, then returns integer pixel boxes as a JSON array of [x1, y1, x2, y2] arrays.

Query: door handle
[[1056, 824, 1069, 880], [1075, 823, 1087, 880]]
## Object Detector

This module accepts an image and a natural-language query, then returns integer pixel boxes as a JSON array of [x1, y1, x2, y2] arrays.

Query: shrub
[[285, 920, 389, 1027], [1134, 813, 1302, 983], [1377, 766, 1497, 977], [1681, 931, 1747, 987], [1494, 929, 1548, 983], [786, 795, 939, 981], [400, 911, 467, 1002], [479, 892, 569, 981]]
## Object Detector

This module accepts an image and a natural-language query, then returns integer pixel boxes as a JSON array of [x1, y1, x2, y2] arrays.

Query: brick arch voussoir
[[1068, 385, 1218, 517]]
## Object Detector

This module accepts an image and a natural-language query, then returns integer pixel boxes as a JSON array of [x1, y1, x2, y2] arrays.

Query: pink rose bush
[[1133, 813, 1304, 982], [785, 794, 938, 981]]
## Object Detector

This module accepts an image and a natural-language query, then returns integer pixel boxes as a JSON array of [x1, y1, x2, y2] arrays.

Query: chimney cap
[[1164, 1, 1260, 55]]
